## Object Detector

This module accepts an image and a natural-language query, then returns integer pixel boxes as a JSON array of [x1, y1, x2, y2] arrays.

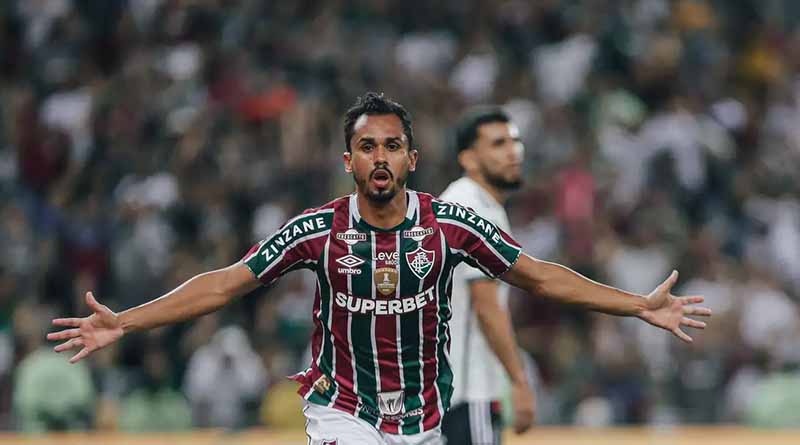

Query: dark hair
[[343, 92, 414, 152], [454, 106, 510, 152]]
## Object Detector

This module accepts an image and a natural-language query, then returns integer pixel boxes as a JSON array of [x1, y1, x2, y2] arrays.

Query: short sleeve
[[242, 209, 334, 286], [434, 200, 522, 278]]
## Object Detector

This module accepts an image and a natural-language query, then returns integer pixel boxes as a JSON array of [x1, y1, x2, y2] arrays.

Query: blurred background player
[[440, 107, 535, 444]]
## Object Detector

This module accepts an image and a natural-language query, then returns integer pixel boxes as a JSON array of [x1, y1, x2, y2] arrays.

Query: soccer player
[[48, 93, 710, 445], [440, 107, 534, 445]]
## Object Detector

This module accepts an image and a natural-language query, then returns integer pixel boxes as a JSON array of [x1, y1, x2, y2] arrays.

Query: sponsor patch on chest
[[374, 267, 398, 296], [402, 225, 434, 242], [335, 228, 367, 245]]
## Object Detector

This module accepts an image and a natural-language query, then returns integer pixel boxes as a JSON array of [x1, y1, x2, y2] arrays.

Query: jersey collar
[[349, 190, 419, 231]]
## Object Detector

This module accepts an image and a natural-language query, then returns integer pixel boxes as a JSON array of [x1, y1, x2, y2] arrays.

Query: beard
[[354, 165, 410, 204], [481, 164, 522, 191]]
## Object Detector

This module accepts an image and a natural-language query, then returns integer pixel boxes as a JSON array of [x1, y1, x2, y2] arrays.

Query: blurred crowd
[[2, 0, 800, 432]]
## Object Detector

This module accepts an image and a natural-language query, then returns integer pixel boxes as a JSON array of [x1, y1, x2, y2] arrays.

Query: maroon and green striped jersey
[[242, 191, 521, 435]]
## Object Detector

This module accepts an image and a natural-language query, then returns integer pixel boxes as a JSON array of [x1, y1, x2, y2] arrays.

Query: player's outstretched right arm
[[47, 262, 259, 363]]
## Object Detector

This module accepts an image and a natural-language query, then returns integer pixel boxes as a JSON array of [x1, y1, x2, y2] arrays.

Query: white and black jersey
[[439, 177, 513, 406]]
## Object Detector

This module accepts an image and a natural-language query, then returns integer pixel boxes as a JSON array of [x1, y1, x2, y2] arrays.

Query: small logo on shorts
[[322, 440, 338, 445]]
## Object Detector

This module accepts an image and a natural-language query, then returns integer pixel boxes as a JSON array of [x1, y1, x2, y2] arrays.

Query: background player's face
[[462, 122, 524, 190], [344, 114, 418, 203]]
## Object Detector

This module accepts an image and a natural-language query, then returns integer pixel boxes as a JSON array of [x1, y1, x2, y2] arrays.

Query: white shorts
[[303, 402, 442, 445]]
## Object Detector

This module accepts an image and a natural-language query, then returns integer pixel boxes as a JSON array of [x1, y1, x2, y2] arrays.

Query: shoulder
[[439, 177, 492, 213], [278, 197, 346, 235], [440, 177, 480, 200], [304, 195, 350, 214]]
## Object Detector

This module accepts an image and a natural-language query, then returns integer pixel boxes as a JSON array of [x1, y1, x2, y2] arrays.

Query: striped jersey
[[242, 190, 521, 435]]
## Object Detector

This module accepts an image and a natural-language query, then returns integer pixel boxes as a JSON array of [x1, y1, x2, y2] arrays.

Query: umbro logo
[[336, 255, 365, 268], [336, 254, 364, 275]]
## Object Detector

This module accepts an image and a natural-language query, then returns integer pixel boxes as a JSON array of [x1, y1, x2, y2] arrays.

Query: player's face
[[344, 114, 418, 203], [468, 122, 524, 190]]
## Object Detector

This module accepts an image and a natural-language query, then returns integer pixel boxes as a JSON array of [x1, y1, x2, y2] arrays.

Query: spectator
[[184, 326, 267, 429]]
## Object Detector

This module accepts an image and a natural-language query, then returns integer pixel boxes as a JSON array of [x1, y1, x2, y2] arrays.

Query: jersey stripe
[[374, 231, 401, 433], [370, 231, 384, 431], [350, 222, 379, 427], [329, 203, 358, 414]]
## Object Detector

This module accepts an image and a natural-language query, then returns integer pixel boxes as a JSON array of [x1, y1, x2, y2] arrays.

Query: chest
[[326, 225, 445, 299]]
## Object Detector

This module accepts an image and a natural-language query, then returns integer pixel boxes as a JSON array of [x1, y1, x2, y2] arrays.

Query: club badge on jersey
[[406, 247, 435, 280]]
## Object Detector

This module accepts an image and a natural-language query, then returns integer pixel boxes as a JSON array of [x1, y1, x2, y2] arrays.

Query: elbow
[[203, 270, 239, 308], [523, 261, 564, 300]]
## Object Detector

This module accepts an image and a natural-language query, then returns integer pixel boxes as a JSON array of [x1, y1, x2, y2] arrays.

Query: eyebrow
[[357, 136, 404, 144], [491, 135, 521, 145]]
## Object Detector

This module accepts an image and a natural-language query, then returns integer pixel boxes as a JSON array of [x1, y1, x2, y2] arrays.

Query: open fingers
[[679, 295, 704, 305], [70, 347, 92, 364], [681, 317, 707, 329], [47, 328, 80, 341], [52, 318, 83, 327], [54, 338, 84, 353], [683, 305, 712, 317], [86, 291, 104, 312], [657, 270, 679, 293], [673, 328, 693, 343]]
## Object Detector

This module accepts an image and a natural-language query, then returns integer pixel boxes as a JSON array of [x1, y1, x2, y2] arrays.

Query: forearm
[[504, 255, 648, 317], [119, 263, 258, 333], [474, 298, 528, 386]]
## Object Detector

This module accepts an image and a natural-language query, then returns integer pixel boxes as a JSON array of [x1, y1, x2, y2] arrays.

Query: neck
[[466, 173, 507, 205], [357, 188, 408, 229]]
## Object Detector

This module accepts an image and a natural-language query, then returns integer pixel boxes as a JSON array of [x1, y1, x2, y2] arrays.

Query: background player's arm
[[48, 262, 259, 363], [470, 279, 535, 432], [500, 254, 711, 343]]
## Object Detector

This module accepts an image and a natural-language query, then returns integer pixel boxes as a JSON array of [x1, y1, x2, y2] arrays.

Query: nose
[[373, 145, 388, 163]]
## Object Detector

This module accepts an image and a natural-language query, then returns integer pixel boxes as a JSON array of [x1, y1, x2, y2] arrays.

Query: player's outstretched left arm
[[47, 262, 260, 363], [500, 254, 711, 343]]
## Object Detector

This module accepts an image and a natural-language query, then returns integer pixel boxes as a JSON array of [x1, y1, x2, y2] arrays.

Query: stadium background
[[1, 0, 800, 442]]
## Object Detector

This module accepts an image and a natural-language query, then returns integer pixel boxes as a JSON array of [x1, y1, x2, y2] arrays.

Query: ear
[[343, 151, 353, 173], [408, 149, 419, 172], [458, 149, 476, 173]]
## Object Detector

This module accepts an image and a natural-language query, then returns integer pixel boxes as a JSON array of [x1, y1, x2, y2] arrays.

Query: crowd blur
[[2, 0, 800, 432]]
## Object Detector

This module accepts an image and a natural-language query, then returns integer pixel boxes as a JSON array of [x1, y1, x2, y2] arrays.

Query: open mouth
[[371, 169, 392, 189]]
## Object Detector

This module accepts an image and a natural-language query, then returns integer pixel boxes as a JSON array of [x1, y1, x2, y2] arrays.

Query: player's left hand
[[511, 381, 535, 434], [639, 270, 712, 343]]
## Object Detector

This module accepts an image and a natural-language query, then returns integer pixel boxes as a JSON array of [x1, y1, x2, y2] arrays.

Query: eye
[[387, 142, 400, 151], [361, 143, 374, 152]]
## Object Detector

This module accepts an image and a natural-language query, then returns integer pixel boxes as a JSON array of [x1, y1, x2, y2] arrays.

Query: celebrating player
[[440, 107, 534, 445], [48, 92, 710, 445]]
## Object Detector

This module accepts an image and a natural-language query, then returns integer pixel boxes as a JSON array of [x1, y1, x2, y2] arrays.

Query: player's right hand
[[47, 291, 124, 363], [511, 381, 536, 434]]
